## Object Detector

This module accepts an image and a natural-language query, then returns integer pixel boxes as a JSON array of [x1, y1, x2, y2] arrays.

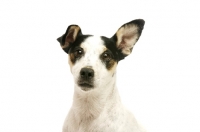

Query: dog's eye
[[74, 48, 83, 58], [102, 52, 111, 61]]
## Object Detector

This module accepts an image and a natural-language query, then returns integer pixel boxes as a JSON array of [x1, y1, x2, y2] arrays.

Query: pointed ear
[[111, 19, 145, 59], [57, 25, 82, 53]]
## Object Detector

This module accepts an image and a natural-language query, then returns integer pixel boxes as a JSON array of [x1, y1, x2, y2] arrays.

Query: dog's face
[[57, 19, 145, 91], [66, 36, 118, 91]]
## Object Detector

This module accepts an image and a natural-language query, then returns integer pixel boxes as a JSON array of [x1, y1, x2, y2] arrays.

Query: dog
[[57, 19, 145, 132]]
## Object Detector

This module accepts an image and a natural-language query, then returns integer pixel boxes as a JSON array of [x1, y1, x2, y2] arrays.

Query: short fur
[[57, 19, 145, 132]]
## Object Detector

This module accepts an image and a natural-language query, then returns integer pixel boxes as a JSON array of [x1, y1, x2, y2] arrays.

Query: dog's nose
[[80, 68, 94, 79]]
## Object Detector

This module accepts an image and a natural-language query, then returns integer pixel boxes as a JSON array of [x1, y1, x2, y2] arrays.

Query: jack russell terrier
[[57, 19, 145, 132]]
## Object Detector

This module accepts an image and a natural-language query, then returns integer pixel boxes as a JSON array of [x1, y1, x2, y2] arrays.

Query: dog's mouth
[[78, 81, 94, 91]]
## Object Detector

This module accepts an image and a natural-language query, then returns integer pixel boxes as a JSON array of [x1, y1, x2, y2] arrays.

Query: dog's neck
[[72, 78, 121, 122]]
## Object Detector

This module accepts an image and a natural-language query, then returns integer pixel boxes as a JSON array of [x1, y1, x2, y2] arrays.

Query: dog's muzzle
[[78, 67, 94, 90]]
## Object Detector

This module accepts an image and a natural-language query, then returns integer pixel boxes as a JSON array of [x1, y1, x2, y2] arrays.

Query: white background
[[0, 0, 200, 132]]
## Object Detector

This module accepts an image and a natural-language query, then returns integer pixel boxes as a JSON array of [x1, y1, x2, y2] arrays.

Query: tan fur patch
[[107, 60, 117, 71], [70, 53, 76, 64], [68, 54, 75, 70]]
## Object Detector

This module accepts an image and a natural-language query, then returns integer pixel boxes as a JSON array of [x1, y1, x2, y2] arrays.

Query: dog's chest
[[77, 114, 140, 132], [64, 91, 144, 132], [77, 114, 121, 132], [75, 103, 118, 131]]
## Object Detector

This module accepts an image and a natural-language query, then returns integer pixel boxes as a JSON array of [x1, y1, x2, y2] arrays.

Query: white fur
[[63, 36, 146, 132]]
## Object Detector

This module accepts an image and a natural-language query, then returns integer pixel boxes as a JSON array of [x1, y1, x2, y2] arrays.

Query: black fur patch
[[65, 35, 91, 54], [100, 36, 120, 69], [101, 36, 124, 62], [108, 34, 127, 60], [68, 35, 91, 64]]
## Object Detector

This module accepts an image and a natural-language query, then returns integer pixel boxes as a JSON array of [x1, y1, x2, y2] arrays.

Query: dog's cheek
[[68, 54, 75, 70], [106, 60, 117, 71], [69, 53, 76, 64]]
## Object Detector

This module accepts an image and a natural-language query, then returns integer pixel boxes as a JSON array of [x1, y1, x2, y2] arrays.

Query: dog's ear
[[111, 19, 145, 60], [57, 25, 82, 53]]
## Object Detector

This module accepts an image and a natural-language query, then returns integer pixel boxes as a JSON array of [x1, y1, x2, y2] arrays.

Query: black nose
[[80, 68, 94, 80]]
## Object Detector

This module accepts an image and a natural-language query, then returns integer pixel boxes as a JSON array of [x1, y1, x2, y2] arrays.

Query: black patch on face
[[100, 50, 116, 70], [67, 35, 92, 64], [101, 36, 123, 62], [100, 36, 120, 69]]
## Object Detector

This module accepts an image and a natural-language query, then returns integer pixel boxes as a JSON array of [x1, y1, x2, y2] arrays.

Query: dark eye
[[102, 52, 111, 61], [74, 48, 83, 58]]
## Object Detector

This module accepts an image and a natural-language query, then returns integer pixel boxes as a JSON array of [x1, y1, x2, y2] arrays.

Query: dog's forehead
[[80, 36, 117, 55], [81, 36, 106, 52]]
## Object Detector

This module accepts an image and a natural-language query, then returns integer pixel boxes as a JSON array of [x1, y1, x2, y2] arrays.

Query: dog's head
[[57, 19, 145, 91]]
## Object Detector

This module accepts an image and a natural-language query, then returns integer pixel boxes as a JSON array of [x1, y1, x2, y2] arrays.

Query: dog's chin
[[78, 83, 94, 91]]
